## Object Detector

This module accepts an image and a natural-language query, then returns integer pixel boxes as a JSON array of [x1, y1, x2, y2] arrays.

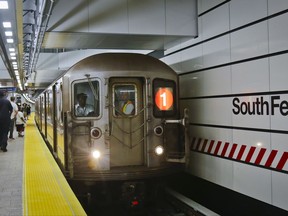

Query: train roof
[[66, 53, 176, 75]]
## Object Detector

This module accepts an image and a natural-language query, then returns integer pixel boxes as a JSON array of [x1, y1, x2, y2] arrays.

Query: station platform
[[0, 113, 87, 216]]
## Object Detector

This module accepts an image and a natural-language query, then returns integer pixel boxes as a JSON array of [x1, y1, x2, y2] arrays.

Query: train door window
[[72, 79, 100, 118], [153, 78, 176, 118], [56, 82, 63, 125], [47, 90, 53, 121], [113, 84, 136, 117]]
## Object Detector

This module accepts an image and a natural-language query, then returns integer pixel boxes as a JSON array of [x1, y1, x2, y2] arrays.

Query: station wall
[[162, 0, 288, 211]]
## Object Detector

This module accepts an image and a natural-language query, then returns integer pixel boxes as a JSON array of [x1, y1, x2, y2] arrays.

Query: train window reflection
[[114, 84, 136, 116], [73, 80, 100, 117]]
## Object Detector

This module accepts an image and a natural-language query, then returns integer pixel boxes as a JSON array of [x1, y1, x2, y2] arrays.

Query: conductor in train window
[[74, 93, 94, 117]]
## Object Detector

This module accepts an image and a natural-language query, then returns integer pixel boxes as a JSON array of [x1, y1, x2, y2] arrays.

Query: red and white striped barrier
[[190, 137, 288, 172]]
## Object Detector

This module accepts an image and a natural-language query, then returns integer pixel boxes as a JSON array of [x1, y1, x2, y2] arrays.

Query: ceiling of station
[[0, 0, 198, 98]]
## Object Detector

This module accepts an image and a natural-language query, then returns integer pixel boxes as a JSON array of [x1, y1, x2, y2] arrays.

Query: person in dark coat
[[0, 91, 13, 152]]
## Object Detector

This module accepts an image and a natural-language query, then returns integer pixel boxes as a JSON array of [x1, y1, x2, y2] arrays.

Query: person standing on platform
[[8, 96, 18, 139], [0, 91, 13, 152], [16, 107, 26, 137]]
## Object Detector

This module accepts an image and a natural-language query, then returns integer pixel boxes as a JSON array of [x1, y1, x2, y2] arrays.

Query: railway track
[[83, 187, 219, 216]]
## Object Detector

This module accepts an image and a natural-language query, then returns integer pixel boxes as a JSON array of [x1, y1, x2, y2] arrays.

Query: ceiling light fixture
[[3, 21, 11, 28], [5, 31, 12, 36], [0, 1, 8, 9], [7, 38, 13, 43]]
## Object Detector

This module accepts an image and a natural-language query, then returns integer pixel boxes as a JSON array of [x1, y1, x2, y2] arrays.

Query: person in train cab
[[16, 107, 26, 137], [74, 93, 95, 117], [0, 91, 13, 152], [119, 91, 134, 115], [8, 96, 18, 139]]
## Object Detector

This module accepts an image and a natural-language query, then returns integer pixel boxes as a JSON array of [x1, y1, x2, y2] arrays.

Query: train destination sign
[[155, 87, 174, 111]]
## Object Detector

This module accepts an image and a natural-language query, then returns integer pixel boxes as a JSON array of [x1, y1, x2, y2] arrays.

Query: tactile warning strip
[[23, 115, 87, 216]]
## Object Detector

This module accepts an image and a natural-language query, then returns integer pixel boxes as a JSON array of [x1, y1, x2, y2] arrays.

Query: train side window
[[73, 79, 100, 118], [113, 84, 136, 117], [153, 78, 177, 118]]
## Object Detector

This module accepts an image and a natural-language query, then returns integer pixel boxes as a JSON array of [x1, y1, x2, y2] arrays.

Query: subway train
[[34, 53, 189, 204]]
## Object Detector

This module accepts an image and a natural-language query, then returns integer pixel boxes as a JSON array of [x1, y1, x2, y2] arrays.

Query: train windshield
[[113, 84, 136, 117], [73, 79, 100, 118], [153, 78, 177, 118]]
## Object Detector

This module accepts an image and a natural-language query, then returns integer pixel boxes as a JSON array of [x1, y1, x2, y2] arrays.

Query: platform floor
[[0, 114, 87, 216], [0, 130, 23, 216]]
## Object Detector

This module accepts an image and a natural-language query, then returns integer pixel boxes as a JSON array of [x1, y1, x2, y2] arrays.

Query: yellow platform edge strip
[[23, 113, 87, 216]]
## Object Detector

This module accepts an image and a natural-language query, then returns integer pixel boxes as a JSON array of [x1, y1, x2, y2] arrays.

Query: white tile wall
[[186, 98, 233, 125], [231, 22, 269, 62], [203, 35, 230, 67], [269, 13, 288, 53], [269, 54, 288, 91], [272, 172, 288, 210], [233, 163, 272, 203], [190, 125, 233, 142], [231, 58, 269, 94], [179, 45, 204, 72], [189, 152, 234, 188], [230, 0, 268, 29], [179, 66, 231, 98], [268, 0, 288, 15], [202, 3, 230, 40]]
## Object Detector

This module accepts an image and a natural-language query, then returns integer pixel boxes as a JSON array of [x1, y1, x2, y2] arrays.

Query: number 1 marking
[[160, 92, 166, 107]]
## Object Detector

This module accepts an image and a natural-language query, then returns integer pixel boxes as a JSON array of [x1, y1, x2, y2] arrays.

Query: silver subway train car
[[34, 53, 188, 186]]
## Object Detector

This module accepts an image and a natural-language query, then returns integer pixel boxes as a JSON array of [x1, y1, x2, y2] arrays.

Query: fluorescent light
[[7, 38, 13, 43], [5, 31, 12, 36], [0, 1, 8, 9], [10, 52, 15, 56], [11, 56, 16, 60], [3, 21, 11, 28], [9, 48, 15, 52]]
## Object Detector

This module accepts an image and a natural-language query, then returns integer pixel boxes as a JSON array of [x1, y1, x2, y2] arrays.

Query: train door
[[109, 78, 145, 167]]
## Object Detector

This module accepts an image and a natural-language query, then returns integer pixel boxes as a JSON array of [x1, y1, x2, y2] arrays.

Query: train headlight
[[91, 127, 102, 139], [155, 145, 164, 156], [92, 150, 101, 159]]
